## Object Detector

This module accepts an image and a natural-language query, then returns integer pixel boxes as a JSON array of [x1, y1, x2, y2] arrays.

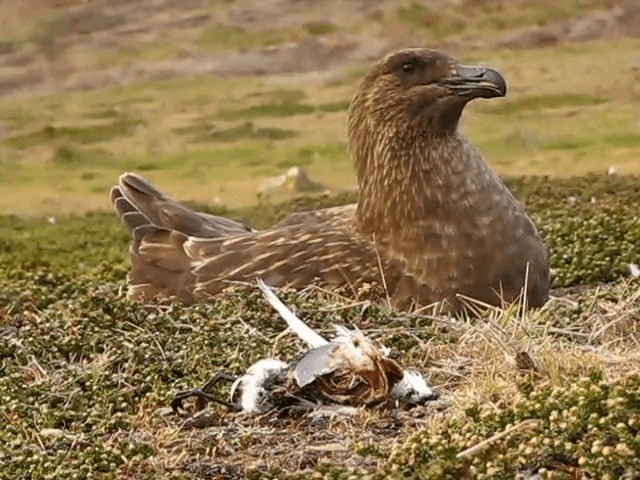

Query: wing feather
[[257, 279, 329, 348], [187, 224, 396, 299], [112, 172, 254, 237]]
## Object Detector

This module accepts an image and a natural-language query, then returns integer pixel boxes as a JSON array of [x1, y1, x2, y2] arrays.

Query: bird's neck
[[354, 129, 496, 240]]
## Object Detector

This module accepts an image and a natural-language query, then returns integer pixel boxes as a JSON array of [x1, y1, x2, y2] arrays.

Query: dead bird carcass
[[171, 280, 439, 415]]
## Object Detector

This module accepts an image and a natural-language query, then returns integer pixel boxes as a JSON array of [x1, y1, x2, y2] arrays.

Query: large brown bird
[[110, 47, 550, 312]]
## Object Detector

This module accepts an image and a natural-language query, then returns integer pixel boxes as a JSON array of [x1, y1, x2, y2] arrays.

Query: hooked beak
[[437, 65, 507, 99]]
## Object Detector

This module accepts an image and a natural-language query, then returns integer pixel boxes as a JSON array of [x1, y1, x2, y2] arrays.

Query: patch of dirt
[[164, 405, 448, 477], [493, 2, 640, 50], [1, 0, 639, 96], [50, 33, 383, 93]]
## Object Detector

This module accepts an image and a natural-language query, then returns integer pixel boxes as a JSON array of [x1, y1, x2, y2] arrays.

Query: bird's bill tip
[[438, 64, 507, 99]]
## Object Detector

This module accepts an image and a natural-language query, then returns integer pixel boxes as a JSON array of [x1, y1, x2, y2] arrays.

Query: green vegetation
[[96, 40, 181, 67], [217, 100, 317, 120], [477, 1, 603, 30], [388, 374, 640, 479], [217, 99, 350, 120], [396, 2, 465, 39], [317, 100, 351, 113], [303, 21, 338, 36], [5, 119, 145, 149], [275, 143, 348, 168], [196, 25, 295, 50], [30, 10, 125, 45], [245, 89, 307, 103], [174, 121, 298, 143], [479, 93, 608, 115], [0, 37, 637, 214], [51, 145, 114, 165], [393, 0, 610, 39], [396, 2, 436, 30], [1, 174, 639, 479]]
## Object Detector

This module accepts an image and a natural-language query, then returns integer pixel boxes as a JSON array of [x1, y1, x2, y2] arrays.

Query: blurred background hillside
[[0, 0, 638, 214]]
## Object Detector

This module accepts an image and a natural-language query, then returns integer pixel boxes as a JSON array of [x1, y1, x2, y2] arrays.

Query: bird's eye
[[402, 61, 415, 74]]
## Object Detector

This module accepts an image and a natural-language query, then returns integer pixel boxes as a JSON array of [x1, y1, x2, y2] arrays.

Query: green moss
[[317, 100, 351, 113], [476, 1, 607, 31], [395, 2, 465, 39], [196, 25, 292, 50], [217, 101, 316, 120], [480, 94, 607, 115], [30, 10, 125, 45], [1, 174, 639, 478], [275, 143, 348, 169], [216, 99, 349, 121], [602, 132, 640, 149], [397, 2, 434, 29], [386, 374, 640, 479], [174, 121, 298, 143], [541, 136, 593, 151], [5, 119, 145, 149], [303, 21, 338, 35], [51, 145, 114, 166], [245, 89, 307, 103]]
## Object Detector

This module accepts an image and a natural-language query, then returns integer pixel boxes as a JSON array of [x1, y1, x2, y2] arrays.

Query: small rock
[[258, 166, 327, 197], [629, 263, 640, 278], [515, 351, 537, 371], [155, 407, 175, 418], [39, 428, 65, 439]]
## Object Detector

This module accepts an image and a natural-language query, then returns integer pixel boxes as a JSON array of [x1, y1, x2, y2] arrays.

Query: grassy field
[[1, 1, 640, 478], [0, 36, 639, 215]]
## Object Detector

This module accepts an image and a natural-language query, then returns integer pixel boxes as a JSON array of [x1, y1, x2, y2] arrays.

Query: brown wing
[[126, 221, 401, 303], [127, 225, 196, 303], [273, 204, 357, 229], [109, 173, 391, 304], [187, 223, 399, 299], [110, 172, 254, 238]]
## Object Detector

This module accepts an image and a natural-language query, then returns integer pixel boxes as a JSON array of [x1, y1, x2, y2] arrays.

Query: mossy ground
[[1, 175, 639, 479]]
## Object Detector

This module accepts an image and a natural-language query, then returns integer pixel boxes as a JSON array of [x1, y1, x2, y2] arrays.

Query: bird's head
[[348, 48, 506, 140], [389, 370, 440, 407]]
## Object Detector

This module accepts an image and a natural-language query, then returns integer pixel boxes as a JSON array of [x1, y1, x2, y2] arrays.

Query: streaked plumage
[[171, 280, 438, 414], [111, 48, 550, 312]]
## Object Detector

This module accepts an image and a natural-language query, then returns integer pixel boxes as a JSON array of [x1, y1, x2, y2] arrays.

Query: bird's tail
[[110, 172, 253, 238], [127, 225, 196, 303], [110, 172, 252, 303]]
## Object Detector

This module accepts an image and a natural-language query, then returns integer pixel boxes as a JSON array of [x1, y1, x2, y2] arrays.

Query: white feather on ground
[[257, 278, 328, 348]]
